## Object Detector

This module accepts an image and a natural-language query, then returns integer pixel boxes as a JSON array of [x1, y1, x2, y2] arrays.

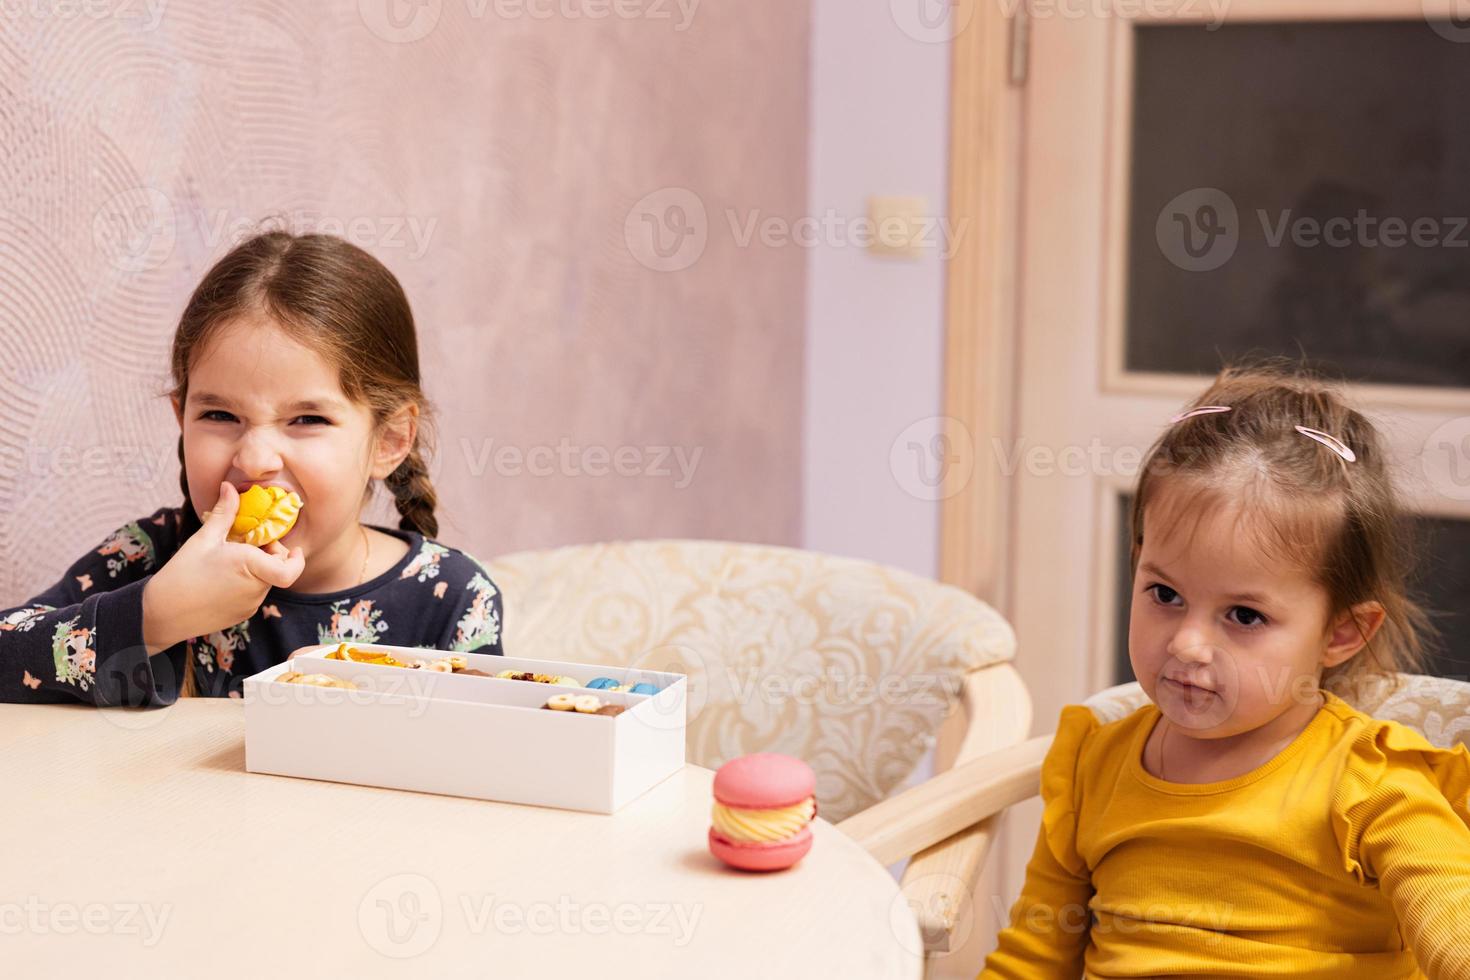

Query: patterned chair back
[[483, 540, 1016, 821]]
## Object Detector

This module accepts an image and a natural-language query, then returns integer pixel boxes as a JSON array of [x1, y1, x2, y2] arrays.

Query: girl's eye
[[1146, 583, 1180, 606], [198, 411, 329, 426], [1230, 606, 1268, 628], [1147, 584, 1268, 628]]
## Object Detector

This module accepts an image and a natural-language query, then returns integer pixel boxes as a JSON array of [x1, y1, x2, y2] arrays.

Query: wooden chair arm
[[836, 734, 1049, 867]]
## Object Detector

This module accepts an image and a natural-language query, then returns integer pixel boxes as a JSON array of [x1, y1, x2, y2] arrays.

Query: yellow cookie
[[228, 485, 303, 546]]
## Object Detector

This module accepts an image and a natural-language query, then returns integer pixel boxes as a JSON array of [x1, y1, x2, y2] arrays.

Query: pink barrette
[[1294, 426, 1356, 463], [1167, 405, 1355, 463], [1169, 405, 1232, 423]]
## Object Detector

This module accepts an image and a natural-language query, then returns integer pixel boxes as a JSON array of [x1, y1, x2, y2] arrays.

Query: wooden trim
[[836, 735, 1050, 867], [1090, 473, 1131, 692], [898, 663, 1031, 965], [938, 0, 1024, 610], [1106, 0, 1436, 22]]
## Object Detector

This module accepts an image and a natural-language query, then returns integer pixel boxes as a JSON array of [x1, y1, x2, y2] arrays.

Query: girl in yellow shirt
[[981, 362, 1470, 979]]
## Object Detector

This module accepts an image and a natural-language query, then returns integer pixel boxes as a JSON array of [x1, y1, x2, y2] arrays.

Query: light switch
[[867, 195, 930, 259]]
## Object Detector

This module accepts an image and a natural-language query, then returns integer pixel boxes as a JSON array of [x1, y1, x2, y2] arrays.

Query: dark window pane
[[1126, 21, 1470, 388]]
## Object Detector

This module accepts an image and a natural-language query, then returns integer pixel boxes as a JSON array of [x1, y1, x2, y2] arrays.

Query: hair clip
[[1294, 426, 1356, 463], [1169, 405, 1232, 423], [1169, 404, 1356, 462]]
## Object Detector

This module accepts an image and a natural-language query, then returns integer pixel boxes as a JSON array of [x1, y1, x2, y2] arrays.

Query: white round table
[[1, 700, 922, 978]]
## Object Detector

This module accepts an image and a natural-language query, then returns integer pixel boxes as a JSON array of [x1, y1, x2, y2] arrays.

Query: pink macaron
[[708, 753, 817, 872]]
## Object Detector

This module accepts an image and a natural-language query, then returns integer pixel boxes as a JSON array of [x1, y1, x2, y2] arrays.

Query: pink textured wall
[[0, 1, 809, 602]]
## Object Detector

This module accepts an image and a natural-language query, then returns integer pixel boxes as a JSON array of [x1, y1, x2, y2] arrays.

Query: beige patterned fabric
[[482, 540, 1016, 821], [1082, 673, 1470, 750]]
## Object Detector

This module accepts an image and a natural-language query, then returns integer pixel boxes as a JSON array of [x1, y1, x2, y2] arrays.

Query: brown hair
[[1129, 357, 1438, 695], [167, 231, 438, 696]]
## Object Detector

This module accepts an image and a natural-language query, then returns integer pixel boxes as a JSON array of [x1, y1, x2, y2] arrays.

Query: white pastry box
[[242, 643, 687, 813]]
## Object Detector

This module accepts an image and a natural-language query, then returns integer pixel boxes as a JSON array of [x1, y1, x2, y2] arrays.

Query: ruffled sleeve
[[1331, 720, 1470, 978], [980, 704, 1101, 979], [1041, 704, 1102, 877]]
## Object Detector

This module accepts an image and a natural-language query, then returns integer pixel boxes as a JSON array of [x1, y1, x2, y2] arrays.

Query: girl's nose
[[1168, 626, 1217, 662], [233, 429, 284, 477]]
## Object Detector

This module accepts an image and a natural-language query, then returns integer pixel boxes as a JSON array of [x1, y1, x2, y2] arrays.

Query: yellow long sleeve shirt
[[980, 691, 1470, 979]]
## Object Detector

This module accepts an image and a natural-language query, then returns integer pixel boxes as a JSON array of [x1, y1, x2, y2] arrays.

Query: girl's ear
[[370, 403, 419, 480], [1321, 600, 1387, 669]]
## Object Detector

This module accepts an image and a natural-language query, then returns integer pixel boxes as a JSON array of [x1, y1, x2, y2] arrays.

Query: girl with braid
[[0, 232, 504, 703]]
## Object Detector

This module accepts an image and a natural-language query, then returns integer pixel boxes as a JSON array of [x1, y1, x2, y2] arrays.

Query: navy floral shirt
[[0, 507, 504, 705]]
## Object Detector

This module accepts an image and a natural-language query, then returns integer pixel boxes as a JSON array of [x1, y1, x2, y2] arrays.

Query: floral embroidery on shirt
[[261, 604, 281, 619], [433, 581, 447, 599], [1, 606, 53, 632], [22, 671, 41, 689], [319, 598, 389, 644], [191, 622, 251, 674], [96, 522, 157, 579], [451, 572, 501, 652], [76, 574, 93, 591], [51, 617, 96, 690], [400, 541, 449, 583]]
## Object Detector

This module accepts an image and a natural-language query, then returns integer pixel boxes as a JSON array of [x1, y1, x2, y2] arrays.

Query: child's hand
[[142, 482, 306, 653]]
